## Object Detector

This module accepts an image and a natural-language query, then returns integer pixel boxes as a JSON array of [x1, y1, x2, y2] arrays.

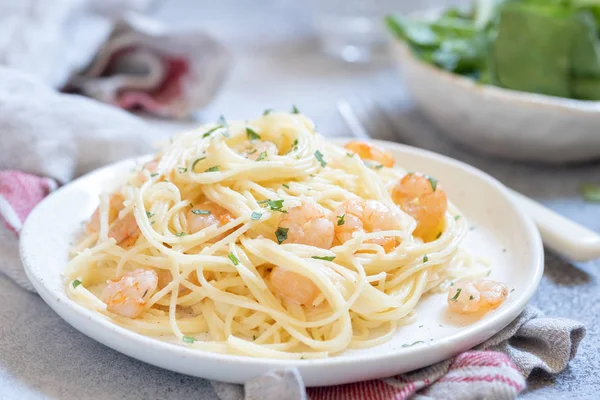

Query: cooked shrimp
[[277, 203, 334, 249], [344, 141, 395, 168], [187, 201, 235, 242], [108, 212, 140, 247], [392, 173, 447, 242], [447, 279, 508, 314], [236, 140, 278, 161], [86, 194, 124, 234], [101, 269, 158, 318], [137, 157, 160, 182], [270, 266, 320, 306], [333, 199, 403, 253]]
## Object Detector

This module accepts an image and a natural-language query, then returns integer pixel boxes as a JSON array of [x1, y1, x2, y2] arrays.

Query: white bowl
[[390, 40, 600, 163], [20, 139, 543, 386]]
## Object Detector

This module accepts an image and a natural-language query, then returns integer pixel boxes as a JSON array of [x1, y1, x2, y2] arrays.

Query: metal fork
[[336, 98, 600, 262]]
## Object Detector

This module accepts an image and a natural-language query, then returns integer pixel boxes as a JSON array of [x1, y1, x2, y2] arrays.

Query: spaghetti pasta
[[65, 111, 488, 358]]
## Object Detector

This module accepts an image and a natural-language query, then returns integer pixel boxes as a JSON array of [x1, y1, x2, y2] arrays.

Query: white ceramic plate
[[20, 139, 544, 386]]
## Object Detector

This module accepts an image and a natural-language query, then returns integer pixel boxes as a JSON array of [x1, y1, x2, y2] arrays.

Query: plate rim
[[19, 138, 544, 382]]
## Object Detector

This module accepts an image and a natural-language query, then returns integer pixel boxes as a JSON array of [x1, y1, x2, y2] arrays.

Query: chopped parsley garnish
[[423, 255, 428, 262], [436, 232, 442, 239], [253, 335, 257, 340], [282, 183, 290, 189], [191, 157, 206, 171], [205, 166, 220, 172], [291, 105, 300, 114], [275, 227, 289, 244], [263, 109, 273, 116], [150, 173, 159, 178], [176, 232, 186, 237], [256, 151, 267, 161], [228, 252, 240, 266], [247, 149, 258, 155], [314, 150, 326, 167], [217, 115, 227, 126], [401, 341, 425, 348], [510, 288, 515, 293], [182, 336, 196, 344], [450, 282, 454, 286], [192, 209, 211, 215], [346, 152, 354, 157], [287, 139, 299, 154], [581, 184, 600, 203], [374, 163, 384, 169], [202, 125, 222, 138], [146, 211, 154, 218], [72, 279, 82, 289], [260, 199, 285, 212], [469, 295, 474, 300], [250, 211, 262, 221], [150, 221, 155, 225], [427, 176, 438, 191], [312, 256, 335, 261], [450, 288, 462, 301], [337, 214, 345, 226], [246, 127, 261, 141], [454, 215, 461, 220], [178, 167, 187, 173]]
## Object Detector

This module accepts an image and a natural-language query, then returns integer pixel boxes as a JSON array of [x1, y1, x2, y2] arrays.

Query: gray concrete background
[[1, 1, 599, 398]]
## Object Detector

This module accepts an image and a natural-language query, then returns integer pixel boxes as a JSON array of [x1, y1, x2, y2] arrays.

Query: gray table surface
[[2, 0, 600, 399]]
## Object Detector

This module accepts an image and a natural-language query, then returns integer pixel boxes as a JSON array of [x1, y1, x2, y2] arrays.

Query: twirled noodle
[[65, 111, 489, 359]]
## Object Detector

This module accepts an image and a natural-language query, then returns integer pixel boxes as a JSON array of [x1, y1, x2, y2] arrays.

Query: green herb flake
[[202, 125, 221, 138], [510, 288, 515, 293], [401, 341, 425, 348], [182, 336, 196, 344], [423, 255, 429, 262], [450, 288, 462, 301], [150, 221, 156, 225], [178, 167, 187, 173], [176, 232, 186, 237], [205, 166, 220, 173], [263, 109, 273, 116], [337, 214, 345, 226], [346, 152, 354, 157], [191, 157, 206, 171], [436, 232, 442, 239], [314, 150, 326, 167], [146, 211, 154, 218], [228, 252, 240, 266], [454, 215, 461, 220], [265, 199, 285, 212], [312, 256, 335, 261], [581, 184, 600, 203], [291, 105, 300, 114], [427, 176, 438, 191], [217, 115, 227, 126], [469, 295, 474, 300], [275, 227, 289, 244], [246, 127, 261, 141], [150, 173, 159, 178], [72, 279, 82, 289], [256, 151, 267, 161], [253, 335, 257, 340], [450, 282, 454, 286], [192, 209, 211, 215], [250, 211, 262, 221], [282, 183, 290, 189], [287, 138, 299, 154]]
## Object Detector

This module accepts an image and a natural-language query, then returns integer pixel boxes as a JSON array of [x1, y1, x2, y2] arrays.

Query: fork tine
[[336, 99, 371, 139]]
